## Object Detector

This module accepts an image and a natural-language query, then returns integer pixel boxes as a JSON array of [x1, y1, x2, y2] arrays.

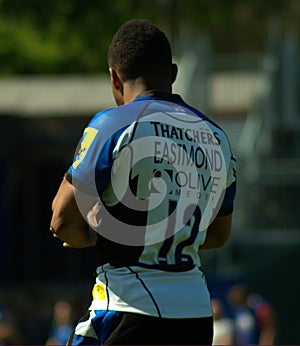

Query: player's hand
[[59, 201, 100, 248], [87, 201, 101, 229], [51, 226, 98, 248], [63, 228, 98, 248]]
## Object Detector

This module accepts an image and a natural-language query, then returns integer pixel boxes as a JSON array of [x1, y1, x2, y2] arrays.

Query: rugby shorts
[[68, 309, 213, 345]]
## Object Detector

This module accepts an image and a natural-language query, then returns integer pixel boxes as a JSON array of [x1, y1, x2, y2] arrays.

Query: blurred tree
[[0, 0, 147, 74], [0, 0, 298, 74]]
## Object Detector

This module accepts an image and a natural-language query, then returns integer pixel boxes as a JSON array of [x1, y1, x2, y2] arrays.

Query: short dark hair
[[107, 19, 173, 81]]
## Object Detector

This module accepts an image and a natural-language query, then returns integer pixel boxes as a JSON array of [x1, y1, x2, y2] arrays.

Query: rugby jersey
[[65, 91, 236, 318]]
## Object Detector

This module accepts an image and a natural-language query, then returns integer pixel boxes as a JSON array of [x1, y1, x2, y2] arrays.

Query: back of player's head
[[107, 19, 173, 82]]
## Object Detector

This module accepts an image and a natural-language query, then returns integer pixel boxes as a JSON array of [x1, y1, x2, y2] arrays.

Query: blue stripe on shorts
[[71, 310, 121, 345]]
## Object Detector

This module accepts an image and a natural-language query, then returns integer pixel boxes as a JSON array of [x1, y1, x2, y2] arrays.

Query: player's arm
[[201, 213, 232, 249], [201, 152, 236, 250], [50, 177, 98, 248]]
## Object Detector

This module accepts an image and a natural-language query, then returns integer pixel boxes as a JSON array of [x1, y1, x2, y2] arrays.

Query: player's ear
[[171, 63, 178, 85], [109, 67, 123, 94], [109, 67, 124, 106]]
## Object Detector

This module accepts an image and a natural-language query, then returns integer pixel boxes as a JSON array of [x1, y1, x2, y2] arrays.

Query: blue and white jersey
[[66, 91, 236, 318]]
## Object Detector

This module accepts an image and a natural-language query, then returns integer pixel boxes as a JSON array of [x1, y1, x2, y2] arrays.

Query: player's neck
[[123, 83, 171, 104]]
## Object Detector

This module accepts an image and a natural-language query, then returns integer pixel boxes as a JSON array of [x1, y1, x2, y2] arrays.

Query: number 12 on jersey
[[157, 200, 204, 266]]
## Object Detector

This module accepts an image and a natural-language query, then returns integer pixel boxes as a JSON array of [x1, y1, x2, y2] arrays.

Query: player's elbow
[[201, 230, 230, 250], [213, 219, 232, 247], [51, 201, 70, 234], [50, 211, 65, 234], [202, 214, 232, 249], [214, 231, 230, 247]]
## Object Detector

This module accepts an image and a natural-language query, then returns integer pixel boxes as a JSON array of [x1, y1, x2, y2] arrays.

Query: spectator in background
[[0, 315, 16, 345], [46, 300, 74, 346], [227, 284, 260, 345], [248, 293, 277, 345], [211, 298, 234, 345], [0, 302, 23, 345]]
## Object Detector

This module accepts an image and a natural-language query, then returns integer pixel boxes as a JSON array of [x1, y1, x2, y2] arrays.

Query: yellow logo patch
[[92, 283, 106, 300], [72, 127, 98, 169]]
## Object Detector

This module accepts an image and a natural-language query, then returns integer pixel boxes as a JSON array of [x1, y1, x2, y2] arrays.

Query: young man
[[50, 19, 236, 345]]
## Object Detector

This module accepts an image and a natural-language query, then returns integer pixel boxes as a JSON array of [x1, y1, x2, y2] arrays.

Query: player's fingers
[[63, 242, 84, 248], [63, 242, 74, 248], [50, 226, 60, 238]]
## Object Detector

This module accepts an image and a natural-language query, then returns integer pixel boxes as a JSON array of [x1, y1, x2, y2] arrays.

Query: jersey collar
[[134, 90, 184, 103]]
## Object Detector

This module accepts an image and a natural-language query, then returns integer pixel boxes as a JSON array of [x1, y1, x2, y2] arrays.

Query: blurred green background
[[0, 0, 300, 344], [0, 0, 296, 74]]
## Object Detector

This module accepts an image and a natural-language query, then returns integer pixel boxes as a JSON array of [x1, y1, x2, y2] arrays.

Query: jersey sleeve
[[65, 109, 119, 195], [217, 154, 237, 216]]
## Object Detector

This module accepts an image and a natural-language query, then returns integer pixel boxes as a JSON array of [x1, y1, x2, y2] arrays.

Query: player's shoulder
[[88, 101, 150, 127], [87, 107, 115, 127], [187, 105, 232, 145], [188, 106, 224, 133]]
